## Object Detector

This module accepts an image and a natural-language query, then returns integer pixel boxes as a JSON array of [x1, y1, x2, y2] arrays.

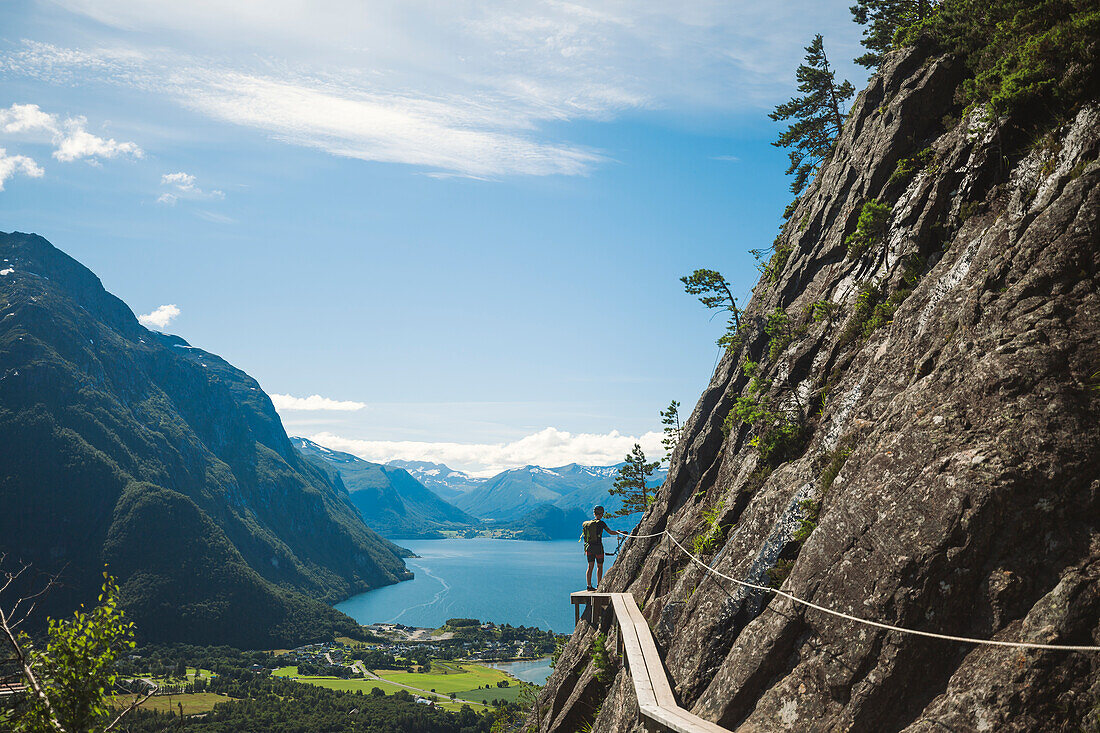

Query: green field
[[272, 663, 517, 711], [111, 692, 233, 715], [135, 667, 212, 685], [375, 663, 510, 694], [274, 666, 409, 697]]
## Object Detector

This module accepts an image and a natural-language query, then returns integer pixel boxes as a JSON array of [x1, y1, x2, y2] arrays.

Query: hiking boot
[[586, 585, 596, 591]]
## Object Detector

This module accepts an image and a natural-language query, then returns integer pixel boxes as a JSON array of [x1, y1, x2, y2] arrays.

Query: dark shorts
[[586, 545, 605, 562]]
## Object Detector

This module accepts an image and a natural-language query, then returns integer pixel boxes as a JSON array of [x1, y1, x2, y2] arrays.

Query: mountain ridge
[[292, 437, 478, 539], [0, 231, 411, 647], [386, 459, 485, 501], [451, 462, 666, 520]]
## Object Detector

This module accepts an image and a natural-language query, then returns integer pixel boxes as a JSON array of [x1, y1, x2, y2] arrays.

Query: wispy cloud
[[157, 171, 224, 204], [183, 72, 601, 177], [0, 148, 44, 190], [2, 2, 865, 178], [0, 103, 143, 163], [712, 155, 740, 162], [137, 303, 180, 329], [307, 426, 664, 477], [194, 209, 235, 224], [271, 394, 368, 411]]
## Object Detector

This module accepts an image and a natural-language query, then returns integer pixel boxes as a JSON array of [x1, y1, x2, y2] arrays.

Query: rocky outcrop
[[535, 45, 1100, 732]]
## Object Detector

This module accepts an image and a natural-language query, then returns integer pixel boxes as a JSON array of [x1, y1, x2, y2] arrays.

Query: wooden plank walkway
[[571, 591, 728, 733]]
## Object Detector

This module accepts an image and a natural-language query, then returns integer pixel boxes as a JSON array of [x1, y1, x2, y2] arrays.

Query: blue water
[[336, 538, 592, 633], [487, 657, 554, 685]]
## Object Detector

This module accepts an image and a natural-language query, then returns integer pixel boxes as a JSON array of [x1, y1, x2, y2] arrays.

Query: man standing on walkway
[[582, 505, 622, 591]]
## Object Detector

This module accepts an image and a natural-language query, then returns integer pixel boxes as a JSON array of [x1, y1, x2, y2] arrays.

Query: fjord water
[[336, 538, 585, 633], [486, 657, 555, 685]]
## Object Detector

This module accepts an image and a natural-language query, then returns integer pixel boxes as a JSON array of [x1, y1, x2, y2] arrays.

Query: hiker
[[582, 505, 622, 591]]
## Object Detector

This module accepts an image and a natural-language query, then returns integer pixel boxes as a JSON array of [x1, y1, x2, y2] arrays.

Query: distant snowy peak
[[386, 459, 485, 500], [449, 460, 669, 521], [290, 436, 360, 465], [581, 465, 619, 478], [527, 466, 561, 477]]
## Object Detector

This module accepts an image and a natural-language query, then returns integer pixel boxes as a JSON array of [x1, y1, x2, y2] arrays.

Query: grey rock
[[532, 44, 1100, 733]]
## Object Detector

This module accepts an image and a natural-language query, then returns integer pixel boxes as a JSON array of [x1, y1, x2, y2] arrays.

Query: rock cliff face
[[535, 46, 1100, 732]]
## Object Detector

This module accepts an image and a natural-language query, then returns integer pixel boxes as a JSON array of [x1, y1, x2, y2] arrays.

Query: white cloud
[[162, 171, 195, 188], [52, 118, 143, 162], [0, 103, 143, 163], [307, 426, 665, 477], [271, 394, 368, 411], [157, 170, 224, 205], [2, 2, 866, 178], [0, 148, 44, 190], [0, 103, 56, 134], [712, 155, 740, 162], [137, 303, 180, 329]]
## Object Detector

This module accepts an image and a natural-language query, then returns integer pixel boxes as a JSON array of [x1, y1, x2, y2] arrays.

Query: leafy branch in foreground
[[770, 34, 855, 194], [681, 269, 742, 349], [1, 561, 152, 733]]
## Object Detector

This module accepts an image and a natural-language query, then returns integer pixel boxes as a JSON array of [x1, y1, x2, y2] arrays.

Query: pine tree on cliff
[[681, 268, 741, 347], [608, 444, 661, 517], [660, 400, 682, 461], [850, 0, 935, 69], [770, 35, 855, 194]]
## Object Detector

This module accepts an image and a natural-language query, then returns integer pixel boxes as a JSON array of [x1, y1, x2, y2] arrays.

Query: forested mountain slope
[[0, 232, 411, 647], [293, 437, 478, 538], [535, 21, 1100, 733]]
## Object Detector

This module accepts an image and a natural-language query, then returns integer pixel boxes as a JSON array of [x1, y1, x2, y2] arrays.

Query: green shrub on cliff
[[591, 633, 612, 683], [726, 361, 810, 467], [765, 308, 794, 360], [846, 200, 892, 258], [901, 0, 1100, 117], [889, 146, 935, 185], [766, 560, 795, 589], [692, 503, 732, 556], [851, 0, 937, 69]]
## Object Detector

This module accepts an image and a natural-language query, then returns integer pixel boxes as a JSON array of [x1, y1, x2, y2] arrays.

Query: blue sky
[[0, 0, 867, 475]]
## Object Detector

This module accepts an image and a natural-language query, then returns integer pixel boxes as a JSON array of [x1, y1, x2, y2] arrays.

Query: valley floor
[[273, 660, 533, 711]]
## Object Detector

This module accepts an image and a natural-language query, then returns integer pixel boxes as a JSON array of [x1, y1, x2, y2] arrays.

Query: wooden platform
[[570, 591, 728, 733], [570, 590, 611, 624]]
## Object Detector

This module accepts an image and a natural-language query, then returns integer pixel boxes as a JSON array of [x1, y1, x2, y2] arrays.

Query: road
[[318, 651, 498, 709]]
